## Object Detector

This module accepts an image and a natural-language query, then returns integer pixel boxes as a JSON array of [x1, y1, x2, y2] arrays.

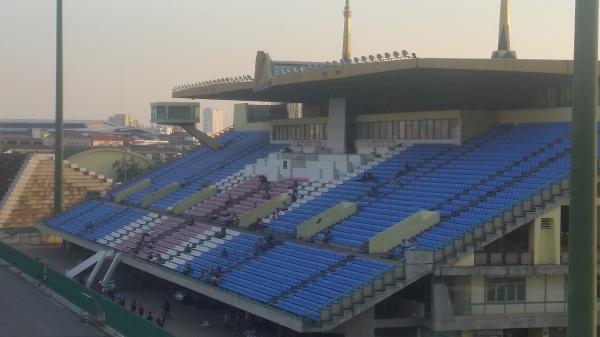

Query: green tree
[[112, 156, 143, 183]]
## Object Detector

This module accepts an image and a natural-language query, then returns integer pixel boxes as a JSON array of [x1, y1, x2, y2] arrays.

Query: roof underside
[[172, 58, 577, 106]]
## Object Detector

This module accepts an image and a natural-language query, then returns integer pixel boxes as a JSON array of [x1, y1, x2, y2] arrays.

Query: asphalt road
[[0, 265, 105, 337]]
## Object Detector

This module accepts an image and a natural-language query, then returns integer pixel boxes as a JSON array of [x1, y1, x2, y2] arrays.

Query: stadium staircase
[[0, 153, 28, 202], [0, 154, 112, 228]]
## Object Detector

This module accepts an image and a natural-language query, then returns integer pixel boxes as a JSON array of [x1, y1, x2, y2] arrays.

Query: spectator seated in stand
[[249, 218, 264, 231], [183, 263, 192, 276], [322, 228, 332, 244]]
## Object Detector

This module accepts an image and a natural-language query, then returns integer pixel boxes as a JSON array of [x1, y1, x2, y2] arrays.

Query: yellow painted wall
[[453, 253, 475, 267], [470, 275, 485, 305], [460, 110, 495, 143], [529, 206, 561, 265], [494, 106, 600, 124], [67, 149, 153, 179]]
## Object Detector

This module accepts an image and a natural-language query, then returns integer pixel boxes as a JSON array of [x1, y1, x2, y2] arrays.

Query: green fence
[[0, 242, 175, 337]]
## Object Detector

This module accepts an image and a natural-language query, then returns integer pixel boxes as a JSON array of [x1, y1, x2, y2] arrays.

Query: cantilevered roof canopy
[[172, 57, 579, 106]]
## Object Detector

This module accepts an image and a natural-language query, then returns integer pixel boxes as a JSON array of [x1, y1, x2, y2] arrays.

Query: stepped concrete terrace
[[0, 154, 112, 229]]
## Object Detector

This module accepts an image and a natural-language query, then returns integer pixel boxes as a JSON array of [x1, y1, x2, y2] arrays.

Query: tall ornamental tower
[[492, 0, 517, 59], [342, 0, 352, 62]]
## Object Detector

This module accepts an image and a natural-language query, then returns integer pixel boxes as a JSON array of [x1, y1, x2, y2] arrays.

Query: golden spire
[[342, 0, 352, 62]]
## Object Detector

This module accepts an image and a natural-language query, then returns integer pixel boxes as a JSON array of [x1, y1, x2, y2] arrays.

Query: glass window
[[449, 119, 459, 139], [391, 121, 399, 139], [440, 119, 449, 139], [398, 121, 406, 139], [367, 123, 375, 139], [384, 121, 393, 139], [413, 121, 427, 139], [486, 278, 526, 303], [434, 120, 443, 139], [427, 120, 434, 138], [374, 122, 382, 139], [406, 121, 413, 139]]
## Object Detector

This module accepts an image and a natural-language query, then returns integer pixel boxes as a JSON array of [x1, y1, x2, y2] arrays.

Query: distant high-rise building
[[202, 107, 224, 135]]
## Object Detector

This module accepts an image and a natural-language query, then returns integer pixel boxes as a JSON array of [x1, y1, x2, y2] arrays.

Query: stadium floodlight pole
[[568, 0, 598, 335], [54, 0, 64, 214]]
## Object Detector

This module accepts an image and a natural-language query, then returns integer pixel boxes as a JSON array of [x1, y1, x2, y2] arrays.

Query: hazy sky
[[0, 0, 578, 126]]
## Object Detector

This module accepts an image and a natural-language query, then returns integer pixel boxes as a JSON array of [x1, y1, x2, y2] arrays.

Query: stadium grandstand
[[30, 1, 597, 337]]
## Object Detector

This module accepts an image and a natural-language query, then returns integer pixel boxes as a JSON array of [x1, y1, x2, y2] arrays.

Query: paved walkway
[[12, 244, 279, 337], [0, 263, 106, 337]]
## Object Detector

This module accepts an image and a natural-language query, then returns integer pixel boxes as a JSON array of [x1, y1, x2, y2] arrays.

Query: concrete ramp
[[296, 201, 357, 239], [368, 210, 439, 254]]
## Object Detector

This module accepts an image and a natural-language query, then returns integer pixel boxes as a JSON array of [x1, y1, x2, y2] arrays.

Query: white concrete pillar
[[327, 98, 347, 154]]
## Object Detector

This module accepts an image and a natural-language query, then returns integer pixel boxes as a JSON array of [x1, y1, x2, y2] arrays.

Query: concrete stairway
[[0, 154, 113, 228]]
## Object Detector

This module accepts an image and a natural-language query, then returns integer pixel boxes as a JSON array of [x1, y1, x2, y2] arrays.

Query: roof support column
[[327, 98, 347, 154], [568, 0, 598, 335]]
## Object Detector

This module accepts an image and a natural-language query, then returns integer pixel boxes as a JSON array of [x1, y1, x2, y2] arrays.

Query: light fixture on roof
[[368, 55, 375, 62], [376, 54, 383, 62], [353, 57, 360, 63], [361, 56, 367, 63], [393, 51, 400, 58], [411, 53, 417, 59], [385, 52, 391, 59], [401, 50, 409, 58]]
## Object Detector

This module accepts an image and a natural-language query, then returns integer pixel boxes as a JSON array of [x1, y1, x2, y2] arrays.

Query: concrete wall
[[327, 98, 348, 153]]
